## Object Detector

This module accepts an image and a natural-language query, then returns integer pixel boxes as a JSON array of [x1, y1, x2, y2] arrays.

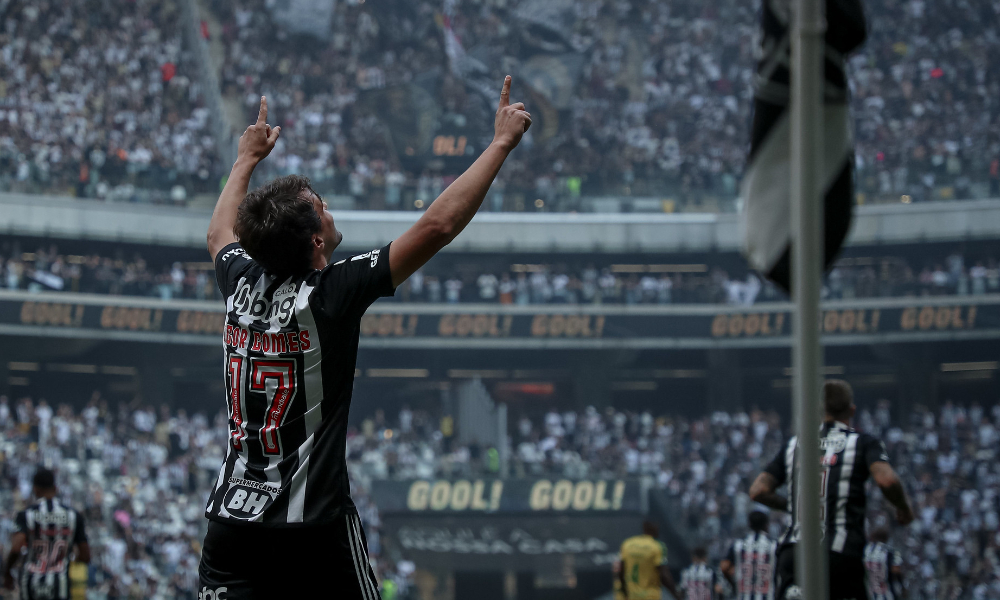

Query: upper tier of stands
[[0, 0, 220, 202], [1, 0, 998, 210]]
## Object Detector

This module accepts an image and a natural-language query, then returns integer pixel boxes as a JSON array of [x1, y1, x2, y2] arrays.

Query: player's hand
[[237, 96, 281, 165], [492, 76, 531, 152], [896, 504, 914, 526]]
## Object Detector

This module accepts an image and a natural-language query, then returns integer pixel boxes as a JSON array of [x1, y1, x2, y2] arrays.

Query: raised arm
[[869, 461, 914, 525], [3, 532, 25, 590], [207, 96, 281, 261], [749, 472, 788, 512], [659, 566, 681, 600], [388, 76, 531, 288]]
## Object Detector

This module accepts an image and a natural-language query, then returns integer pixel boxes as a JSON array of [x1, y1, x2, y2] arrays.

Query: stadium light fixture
[[782, 366, 844, 376], [940, 361, 998, 372], [610, 381, 658, 391], [7, 362, 40, 371], [46, 363, 97, 374], [447, 369, 509, 379], [366, 368, 430, 378]]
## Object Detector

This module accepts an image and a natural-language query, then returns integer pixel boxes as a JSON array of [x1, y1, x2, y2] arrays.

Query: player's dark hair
[[642, 520, 659, 538], [234, 175, 321, 277], [692, 547, 708, 560], [32, 468, 55, 490], [748, 510, 769, 533], [823, 379, 854, 420], [870, 527, 890, 543]]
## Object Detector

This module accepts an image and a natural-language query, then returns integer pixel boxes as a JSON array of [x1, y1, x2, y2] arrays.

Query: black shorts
[[776, 544, 868, 600], [198, 512, 381, 600]]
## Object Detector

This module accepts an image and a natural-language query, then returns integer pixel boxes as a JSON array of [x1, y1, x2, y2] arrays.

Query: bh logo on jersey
[[199, 587, 227, 600], [223, 484, 276, 519]]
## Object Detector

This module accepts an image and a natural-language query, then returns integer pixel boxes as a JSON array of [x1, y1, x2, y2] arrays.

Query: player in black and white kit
[[678, 547, 723, 600], [720, 511, 777, 600], [749, 380, 914, 600], [198, 77, 531, 598], [3, 469, 90, 600], [863, 528, 904, 600]]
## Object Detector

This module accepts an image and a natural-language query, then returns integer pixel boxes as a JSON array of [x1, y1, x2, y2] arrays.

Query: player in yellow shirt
[[618, 521, 681, 600]]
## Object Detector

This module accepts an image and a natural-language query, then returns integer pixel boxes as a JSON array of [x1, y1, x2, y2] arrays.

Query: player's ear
[[311, 233, 325, 260]]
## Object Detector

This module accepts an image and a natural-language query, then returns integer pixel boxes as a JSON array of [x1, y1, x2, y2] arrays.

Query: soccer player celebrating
[[749, 380, 915, 600], [863, 528, 905, 600], [198, 77, 530, 598], [618, 521, 681, 600], [720, 510, 778, 600], [3, 469, 90, 600]]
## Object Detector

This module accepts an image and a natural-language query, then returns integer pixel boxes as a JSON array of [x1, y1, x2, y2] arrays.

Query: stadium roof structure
[[2, 193, 999, 254]]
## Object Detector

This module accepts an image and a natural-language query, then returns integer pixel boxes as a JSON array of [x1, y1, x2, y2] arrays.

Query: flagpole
[[791, 0, 827, 596]]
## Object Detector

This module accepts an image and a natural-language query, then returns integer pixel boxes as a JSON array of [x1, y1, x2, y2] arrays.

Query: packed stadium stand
[[1, 397, 998, 598], [4, 236, 1000, 304], [2, 0, 998, 208], [3, 0, 1000, 597], [0, 0, 220, 201]]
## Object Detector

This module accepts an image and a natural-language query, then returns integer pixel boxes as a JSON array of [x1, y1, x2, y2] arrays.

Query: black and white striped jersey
[[763, 421, 889, 557], [679, 564, 719, 600], [725, 531, 777, 600], [863, 541, 903, 600], [14, 498, 87, 600], [206, 242, 394, 526]]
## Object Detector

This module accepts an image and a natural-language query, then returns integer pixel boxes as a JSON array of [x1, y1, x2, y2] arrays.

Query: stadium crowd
[[0, 393, 412, 599], [2, 0, 998, 207], [353, 400, 1000, 599], [1, 392, 997, 597], [205, 0, 1000, 208], [4, 243, 1000, 305], [0, 0, 219, 201]]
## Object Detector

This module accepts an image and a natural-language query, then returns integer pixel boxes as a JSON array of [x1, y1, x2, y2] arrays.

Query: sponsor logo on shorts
[[199, 587, 227, 600]]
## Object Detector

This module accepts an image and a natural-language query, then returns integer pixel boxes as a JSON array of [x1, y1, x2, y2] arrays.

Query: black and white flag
[[741, 0, 867, 293]]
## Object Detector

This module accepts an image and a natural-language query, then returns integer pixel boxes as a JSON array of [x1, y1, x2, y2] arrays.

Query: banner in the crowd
[[370, 478, 642, 515], [380, 514, 641, 571], [3, 295, 999, 346]]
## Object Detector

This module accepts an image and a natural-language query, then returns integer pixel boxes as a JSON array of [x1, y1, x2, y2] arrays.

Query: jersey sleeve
[[313, 244, 395, 319], [862, 435, 891, 467], [73, 511, 87, 545], [214, 243, 256, 297], [657, 541, 668, 566], [763, 443, 788, 486]]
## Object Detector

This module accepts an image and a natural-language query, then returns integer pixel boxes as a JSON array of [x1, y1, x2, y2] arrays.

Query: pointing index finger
[[257, 96, 267, 126], [498, 76, 511, 109]]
